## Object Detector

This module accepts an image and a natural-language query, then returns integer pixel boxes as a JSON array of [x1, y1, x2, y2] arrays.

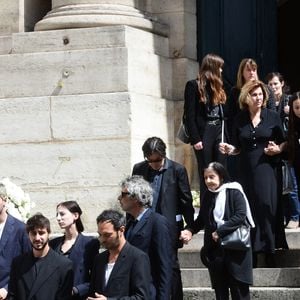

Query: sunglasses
[[145, 158, 163, 163], [120, 192, 131, 198]]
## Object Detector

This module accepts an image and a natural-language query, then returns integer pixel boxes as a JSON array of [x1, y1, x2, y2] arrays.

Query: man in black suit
[[119, 175, 173, 300], [0, 185, 31, 300], [132, 136, 195, 300], [88, 209, 151, 299], [7, 213, 74, 300]]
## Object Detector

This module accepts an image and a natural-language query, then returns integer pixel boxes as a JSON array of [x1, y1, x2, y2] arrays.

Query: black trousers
[[210, 265, 250, 300], [193, 123, 227, 197], [170, 255, 183, 300]]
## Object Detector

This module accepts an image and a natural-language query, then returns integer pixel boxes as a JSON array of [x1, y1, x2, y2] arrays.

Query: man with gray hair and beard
[[118, 175, 173, 300]]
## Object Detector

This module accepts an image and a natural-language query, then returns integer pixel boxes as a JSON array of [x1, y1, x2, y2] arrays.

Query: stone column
[[35, 0, 167, 36]]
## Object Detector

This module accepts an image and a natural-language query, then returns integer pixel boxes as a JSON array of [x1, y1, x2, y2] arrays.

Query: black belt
[[207, 119, 221, 125]]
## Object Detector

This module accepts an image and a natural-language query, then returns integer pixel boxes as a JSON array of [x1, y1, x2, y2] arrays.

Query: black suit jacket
[[126, 209, 172, 300], [50, 233, 99, 298], [89, 242, 151, 299], [184, 79, 228, 145], [132, 158, 194, 247], [8, 248, 74, 300], [0, 214, 31, 290]]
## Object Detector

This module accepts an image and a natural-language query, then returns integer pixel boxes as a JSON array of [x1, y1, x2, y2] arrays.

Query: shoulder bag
[[177, 116, 190, 144], [220, 221, 251, 251]]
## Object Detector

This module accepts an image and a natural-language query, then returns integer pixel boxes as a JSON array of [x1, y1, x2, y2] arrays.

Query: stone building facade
[[0, 0, 198, 231]]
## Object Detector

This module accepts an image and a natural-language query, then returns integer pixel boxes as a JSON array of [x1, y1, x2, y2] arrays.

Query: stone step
[[181, 267, 300, 288], [180, 229, 300, 251], [179, 249, 300, 268], [183, 287, 300, 300]]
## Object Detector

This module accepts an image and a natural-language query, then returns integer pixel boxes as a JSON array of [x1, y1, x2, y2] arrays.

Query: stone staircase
[[179, 230, 300, 299]]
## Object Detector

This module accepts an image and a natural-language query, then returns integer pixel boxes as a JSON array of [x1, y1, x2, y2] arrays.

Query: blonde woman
[[220, 80, 287, 267]]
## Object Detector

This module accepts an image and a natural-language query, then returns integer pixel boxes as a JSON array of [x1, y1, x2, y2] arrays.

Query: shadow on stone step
[[179, 249, 300, 268]]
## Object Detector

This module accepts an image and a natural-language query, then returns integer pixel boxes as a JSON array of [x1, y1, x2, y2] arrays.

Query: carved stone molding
[[35, 1, 168, 36]]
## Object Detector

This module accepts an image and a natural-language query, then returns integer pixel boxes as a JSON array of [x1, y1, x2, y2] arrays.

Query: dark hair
[[96, 209, 126, 231], [198, 53, 226, 105], [26, 213, 51, 234], [288, 91, 300, 163], [142, 137, 166, 158], [265, 72, 290, 95], [57, 201, 84, 233], [204, 162, 230, 184]]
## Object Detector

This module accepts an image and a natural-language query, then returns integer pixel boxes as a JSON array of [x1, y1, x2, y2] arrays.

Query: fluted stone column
[[35, 0, 167, 36]]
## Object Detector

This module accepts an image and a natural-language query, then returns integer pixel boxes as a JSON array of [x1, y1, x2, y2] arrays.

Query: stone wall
[[0, 0, 198, 232]]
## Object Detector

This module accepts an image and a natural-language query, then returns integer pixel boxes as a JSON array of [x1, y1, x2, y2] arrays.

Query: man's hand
[[0, 288, 8, 300], [180, 229, 193, 244], [87, 292, 107, 299]]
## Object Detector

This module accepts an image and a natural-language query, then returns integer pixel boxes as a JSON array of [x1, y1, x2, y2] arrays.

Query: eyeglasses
[[145, 157, 163, 164], [120, 192, 130, 198]]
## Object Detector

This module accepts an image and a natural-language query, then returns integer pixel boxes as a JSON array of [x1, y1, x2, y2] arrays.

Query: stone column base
[[35, 3, 168, 36]]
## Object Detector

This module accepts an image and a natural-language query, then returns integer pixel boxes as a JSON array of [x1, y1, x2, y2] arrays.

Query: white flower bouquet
[[0, 178, 34, 221]]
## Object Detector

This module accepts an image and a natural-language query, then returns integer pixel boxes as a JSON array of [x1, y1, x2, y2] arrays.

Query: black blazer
[[190, 188, 253, 285], [89, 242, 151, 299], [0, 214, 31, 290], [184, 79, 228, 145], [50, 234, 99, 298], [132, 158, 194, 247], [184, 79, 207, 144], [126, 209, 172, 300], [8, 248, 74, 300]]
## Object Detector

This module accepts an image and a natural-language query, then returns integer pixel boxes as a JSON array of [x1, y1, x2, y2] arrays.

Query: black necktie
[[126, 219, 138, 240]]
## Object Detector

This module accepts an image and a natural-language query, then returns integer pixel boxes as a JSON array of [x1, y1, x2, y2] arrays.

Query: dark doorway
[[278, 0, 299, 92], [25, 0, 51, 32], [196, 0, 278, 92]]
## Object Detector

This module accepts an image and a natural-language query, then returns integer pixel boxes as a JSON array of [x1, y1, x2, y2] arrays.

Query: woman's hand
[[264, 141, 286, 156], [219, 142, 235, 155], [212, 231, 219, 242], [193, 141, 203, 150], [284, 104, 289, 115], [180, 230, 193, 244]]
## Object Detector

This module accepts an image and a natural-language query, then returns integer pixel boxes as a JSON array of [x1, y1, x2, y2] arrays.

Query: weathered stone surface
[[1, 27, 171, 100], [35, 1, 168, 36], [0, 36, 12, 54], [0, 96, 51, 143], [0, 2, 197, 237], [51, 93, 131, 140], [11, 26, 169, 57]]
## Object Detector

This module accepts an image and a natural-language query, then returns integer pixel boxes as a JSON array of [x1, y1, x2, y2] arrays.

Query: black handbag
[[220, 223, 251, 251], [177, 117, 190, 144], [282, 160, 293, 195]]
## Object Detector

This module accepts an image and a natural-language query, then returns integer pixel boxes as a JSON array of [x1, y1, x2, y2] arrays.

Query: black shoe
[[252, 252, 258, 268], [265, 253, 276, 268]]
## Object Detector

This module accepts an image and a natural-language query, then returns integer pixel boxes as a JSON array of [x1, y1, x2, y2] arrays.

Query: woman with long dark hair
[[50, 201, 99, 299], [184, 53, 227, 197], [288, 92, 300, 203]]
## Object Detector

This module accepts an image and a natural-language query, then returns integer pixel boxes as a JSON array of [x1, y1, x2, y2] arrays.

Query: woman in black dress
[[220, 80, 287, 266]]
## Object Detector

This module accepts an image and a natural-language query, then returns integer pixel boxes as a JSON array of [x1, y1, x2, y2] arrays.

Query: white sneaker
[[286, 220, 299, 229]]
